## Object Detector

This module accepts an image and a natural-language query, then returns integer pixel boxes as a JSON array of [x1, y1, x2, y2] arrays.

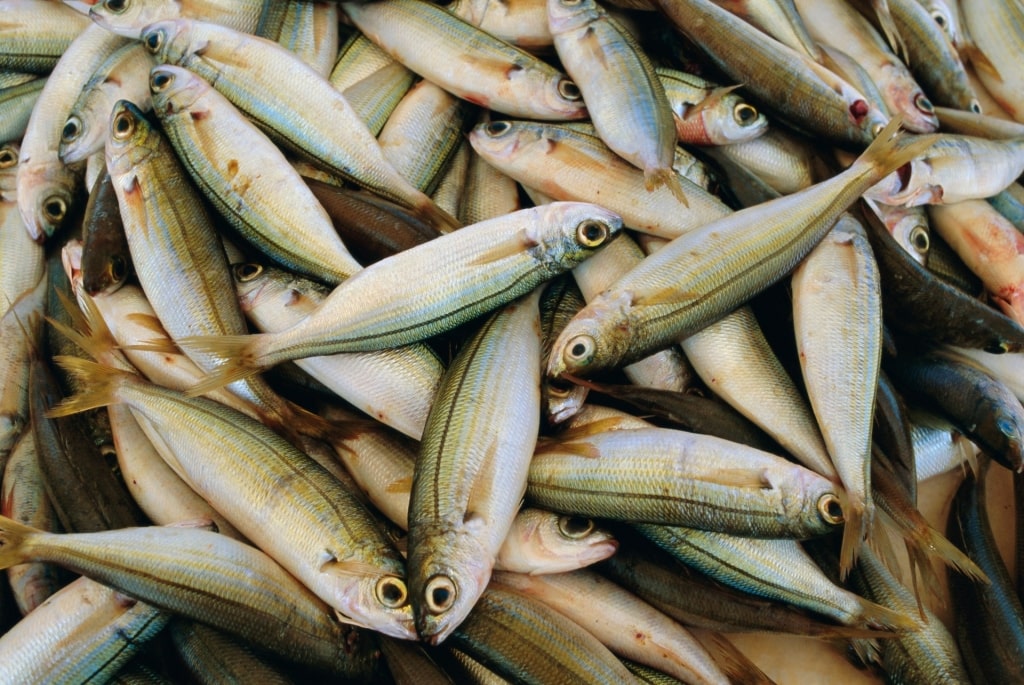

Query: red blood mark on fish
[[849, 99, 869, 123]]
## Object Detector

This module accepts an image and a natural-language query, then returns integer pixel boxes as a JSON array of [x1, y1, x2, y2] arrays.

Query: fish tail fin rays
[[700, 632, 776, 685], [46, 290, 119, 367], [644, 166, 689, 207], [46, 356, 130, 418], [838, 494, 868, 580], [855, 598, 921, 632], [886, 507, 990, 586], [178, 335, 264, 396], [413, 195, 461, 234], [851, 115, 939, 184], [0, 514, 38, 570]]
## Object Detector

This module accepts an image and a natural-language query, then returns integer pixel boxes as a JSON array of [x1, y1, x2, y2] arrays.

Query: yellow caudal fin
[[176, 335, 264, 396], [0, 514, 38, 569], [46, 356, 133, 418], [46, 290, 126, 370], [644, 166, 689, 207], [851, 115, 938, 183], [699, 633, 776, 685], [856, 597, 921, 632], [839, 494, 869, 580]]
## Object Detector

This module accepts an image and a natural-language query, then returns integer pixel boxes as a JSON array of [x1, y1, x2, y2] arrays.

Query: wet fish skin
[[80, 168, 131, 296]]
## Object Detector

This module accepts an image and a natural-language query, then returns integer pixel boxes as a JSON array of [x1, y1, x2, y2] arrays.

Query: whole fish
[[408, 291, 542, 644], [142, 18, 460, 232], [181, 202, 622, 394], [150, 65, 363, 285], [340, 0, 587, 121], [549, 0, 686, 202], [546, 118, 934, 378]]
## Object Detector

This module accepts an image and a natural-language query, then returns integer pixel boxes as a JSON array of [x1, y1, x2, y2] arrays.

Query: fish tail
[[838, 494, 868, 579], [177, 335, 264, 397], [701, 633, 775, 685], [413, 194, 461, 233], [0, 514, 37, 570], [47, 291, 121, 367], [904, 516, 989, 585], [852, 115, 939, 184], [645, 166, 689, 207], [855, 597, 921, 632], [47, 356, 130, 418]]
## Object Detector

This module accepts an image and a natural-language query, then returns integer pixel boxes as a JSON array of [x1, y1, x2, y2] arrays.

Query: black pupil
[[110, 257, 126, 280], [431, 586, 450, 607], [486, 122, 508, 135], [913, 231, 928, 249], [237, 264, 260, 280], [582, 223, 602, 242], [739, 107, 754, 122], [108, 0, 125, 8], [381, 582, 402, 603], [146, 33, 160, 50], [826, 500, 841, 518], [933, 14, 945, 26], [45, 200, 63, 218], [0, 152, 13, 165], [570, 342, 587, 357], [562, 516, 591, 535], [153, 73, 170, 88], [62, 121, 78, 139], [115, 116, 131, 134]]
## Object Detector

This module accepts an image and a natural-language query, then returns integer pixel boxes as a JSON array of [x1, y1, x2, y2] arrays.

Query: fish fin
[[855, 597, 921, 632], [320, 554, 391, 577], [45, 356, 130, 418], [871, 0, 908, 64], [46, 291, 121, 366], [701, 633, 776, 685], [536, 440, 602, 459], [467, 230, 539, 266], [0, 514, 38, 569], [645, 167, 688, 206], [685, 84, 742, 118], [962, 43, 1002, 82], [707, 468, 773, 489], [895, 507, 989, 585], [852, 115, 939, 185], [176, 335, 264, 396], [554, 414, 645, 438], [413, 196, 460, 234], [122, 336, 180, 355], [849, 637, 883, 668], [838, 494, 868, 580], [385, 477, 412, 494], [125, 312, 169, 336]]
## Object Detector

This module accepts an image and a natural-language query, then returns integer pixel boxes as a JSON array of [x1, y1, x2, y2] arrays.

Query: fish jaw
[[16, 161, 76, 243], [328, 571, 417, 641]]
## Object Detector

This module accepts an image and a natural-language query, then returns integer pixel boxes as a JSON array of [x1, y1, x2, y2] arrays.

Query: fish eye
[[144, 29, 165, 54], [575, 220, 608, 247], [43, 197, 67, 223], [969, 99, 982, 114], [817, 493, 844, 525], [104, 0, 129, 12], [913, 93, 934, 114], [546, 377, 573, 398], [483, 120, 512, 137], [0, 147, 16, 168], [930, 10, 946, 27], [424, 575, 457, 614], [107, 255, 128, 283], [61, 116, 82, 143], [233, 263, 264, 282], [557, 515, 595, 539], [112, 110, 136, 140], [564, 334, 595, 366], [557, 78, 582, 101], [150, 70, 174, 92], [733, 103, 758, 125], [909, 226, 929, 254], [374, 577, 408, 609]]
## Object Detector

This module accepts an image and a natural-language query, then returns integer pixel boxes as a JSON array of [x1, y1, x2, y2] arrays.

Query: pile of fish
[[2, 0, 1024, 682]]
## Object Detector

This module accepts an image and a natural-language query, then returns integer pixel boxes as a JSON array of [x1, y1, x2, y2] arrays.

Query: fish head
[[149, 64, 209, 117], [540, 71, 588, 120], [469, 119, 536, 163], [689, 90, 769, 146], [547, 0, 603, 35], [16, 160, 78, 243], [59, 96, 107, 166], [105, 100, 163, 183], [779, 470, 846, 538], [409, 525, 493, 645], [500, 508, 617, 574], [531, 201, 623, 272], [890, 207, 930, 265], [89, 0, 182, 38], [546, 292, 635, 378], [140, 19, 196, 66], [544, 376, 588, 424], [327, 565, 417, 641]]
